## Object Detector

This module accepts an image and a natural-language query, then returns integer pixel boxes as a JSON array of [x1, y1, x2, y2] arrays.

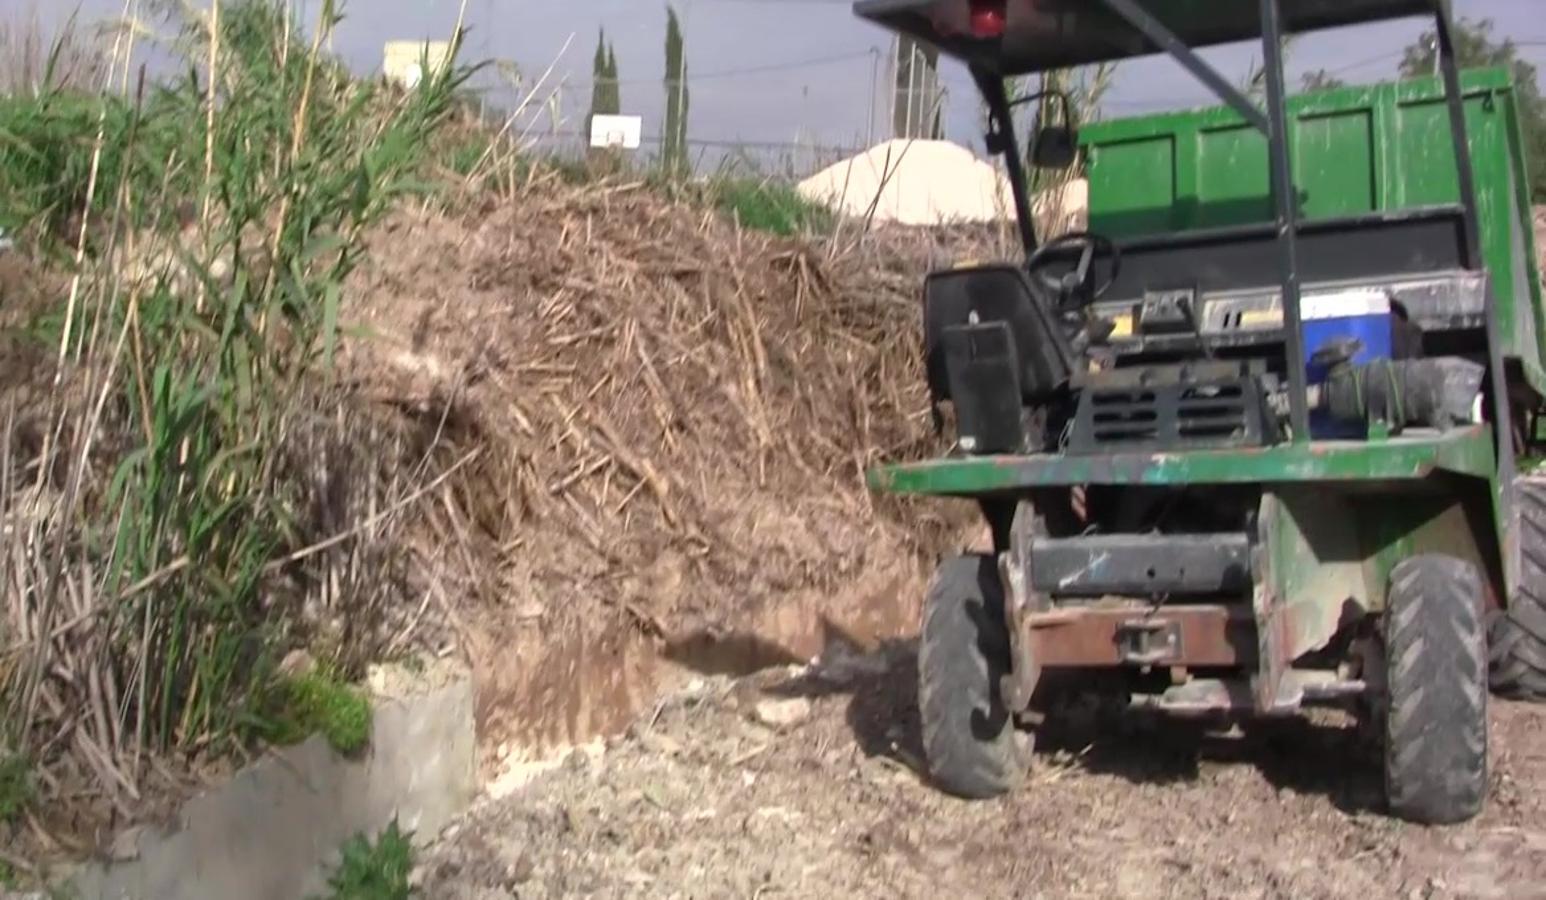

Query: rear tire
[[918, 555, 1027, 799], [1384, 554, 1488, 825], [1489, 477, 1546, 701]]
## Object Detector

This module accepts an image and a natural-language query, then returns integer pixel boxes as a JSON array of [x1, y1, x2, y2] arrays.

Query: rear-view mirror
[[1031, 125, 1078, 170]]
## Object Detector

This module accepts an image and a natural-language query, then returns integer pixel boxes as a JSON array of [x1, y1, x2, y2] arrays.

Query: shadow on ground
[[750, 638, 1387, 816], [662, 628, 809, 677]]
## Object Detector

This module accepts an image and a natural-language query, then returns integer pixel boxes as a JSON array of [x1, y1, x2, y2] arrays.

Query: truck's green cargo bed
[[1081, 67, 1545, 392]]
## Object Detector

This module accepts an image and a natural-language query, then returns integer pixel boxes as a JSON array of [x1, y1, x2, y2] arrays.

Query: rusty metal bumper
[[1026, 604, 1257, 668]]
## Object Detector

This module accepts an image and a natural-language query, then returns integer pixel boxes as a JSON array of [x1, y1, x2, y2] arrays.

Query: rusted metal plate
[[1027, 604, 1255, 668]]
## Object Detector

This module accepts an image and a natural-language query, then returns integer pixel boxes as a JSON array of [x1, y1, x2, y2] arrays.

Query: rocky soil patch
[[420, 646, 1546, 900]]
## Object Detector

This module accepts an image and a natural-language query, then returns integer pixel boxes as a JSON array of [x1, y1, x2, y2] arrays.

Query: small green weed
[[547, 155, 595, 185], [263, 671, 373, 756], [319, 819, 415, 900], [712, 179, 831, 237], [0, 752, 32, 824], [446, 143, 596, 193], [498, 152, 592, 187], [441, 133, 494, 178]]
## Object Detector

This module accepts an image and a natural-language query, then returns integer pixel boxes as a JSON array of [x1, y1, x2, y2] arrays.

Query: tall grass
[[0, 0, 467, 823]]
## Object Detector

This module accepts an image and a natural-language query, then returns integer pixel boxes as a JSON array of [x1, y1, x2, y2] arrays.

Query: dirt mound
[[340, 174, 988, 761]]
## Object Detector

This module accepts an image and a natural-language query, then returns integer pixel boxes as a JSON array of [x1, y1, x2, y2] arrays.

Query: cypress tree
[[663, 6, 691, 175], [589, 28, 609, 124], [605, 45, 621, 114]]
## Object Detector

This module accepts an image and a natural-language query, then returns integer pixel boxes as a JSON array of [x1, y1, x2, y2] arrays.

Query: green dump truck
[[856, 0, 1544, 825]]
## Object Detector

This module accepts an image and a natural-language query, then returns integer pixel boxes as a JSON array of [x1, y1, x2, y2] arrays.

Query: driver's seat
[[924, 264, 1077, 452]]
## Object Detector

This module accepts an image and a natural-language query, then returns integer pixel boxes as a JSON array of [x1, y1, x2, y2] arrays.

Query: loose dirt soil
[[336, 177, 998, 766], [419, 645, 1546, 900]]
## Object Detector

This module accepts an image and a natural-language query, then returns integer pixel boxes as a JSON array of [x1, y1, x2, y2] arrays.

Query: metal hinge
[[1116, 619, 1182, 666]]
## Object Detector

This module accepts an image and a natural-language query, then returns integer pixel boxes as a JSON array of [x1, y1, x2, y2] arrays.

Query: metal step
[[1129, 672, 1367, 715]]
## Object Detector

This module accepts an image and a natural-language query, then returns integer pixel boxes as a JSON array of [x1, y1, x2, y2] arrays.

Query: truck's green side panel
[[867, 426, 1496, 495], [1082, 68, 1546, 393]]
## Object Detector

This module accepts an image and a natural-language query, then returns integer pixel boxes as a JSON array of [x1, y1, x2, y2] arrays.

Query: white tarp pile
[[797, 138, 1088, 232], [797, 139, 1012, 226]]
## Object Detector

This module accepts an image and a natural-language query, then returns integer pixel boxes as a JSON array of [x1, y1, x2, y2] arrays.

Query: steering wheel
[[1026, 231, 1122, 309]]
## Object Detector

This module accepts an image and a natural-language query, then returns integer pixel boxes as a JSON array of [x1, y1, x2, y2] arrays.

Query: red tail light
[[968, 0, 1007, 38]]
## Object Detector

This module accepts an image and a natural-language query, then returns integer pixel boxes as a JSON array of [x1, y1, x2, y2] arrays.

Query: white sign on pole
[[590, 115, 644, 150]]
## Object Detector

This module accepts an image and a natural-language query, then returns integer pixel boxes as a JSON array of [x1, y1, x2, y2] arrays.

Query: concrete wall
[[71, 674, 475, 900]]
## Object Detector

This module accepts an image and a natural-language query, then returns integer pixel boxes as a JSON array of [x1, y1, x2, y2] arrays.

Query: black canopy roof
[[854, 0, 1440, 74]]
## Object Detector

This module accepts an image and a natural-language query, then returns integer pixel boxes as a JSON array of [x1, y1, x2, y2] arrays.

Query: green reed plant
[[1, 0, 469, 809]]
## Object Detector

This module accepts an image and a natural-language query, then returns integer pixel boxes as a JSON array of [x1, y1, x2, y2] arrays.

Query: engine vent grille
[[1067, 376, 1276, 453]]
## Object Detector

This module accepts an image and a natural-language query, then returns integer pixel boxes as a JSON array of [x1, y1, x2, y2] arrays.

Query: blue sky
[[23, 0, 1546, 154]]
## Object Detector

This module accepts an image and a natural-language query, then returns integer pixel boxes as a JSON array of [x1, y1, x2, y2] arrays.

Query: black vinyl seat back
[[924, 265, 1076, 407]]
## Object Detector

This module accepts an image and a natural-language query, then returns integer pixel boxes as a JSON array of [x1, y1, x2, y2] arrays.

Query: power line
[[560, 48, 877, 89], [1325, 49, 1405, 76], [527, 129, 865, 153], [1318, 40, 1546, 78]]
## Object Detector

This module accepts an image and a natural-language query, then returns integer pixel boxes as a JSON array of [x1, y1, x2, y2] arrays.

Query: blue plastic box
[[1301, 288, 1393, 438]]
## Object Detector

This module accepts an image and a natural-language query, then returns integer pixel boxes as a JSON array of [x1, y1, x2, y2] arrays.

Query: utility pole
[[866, 46, 879, 146], [904, 39, 917, 138], [887, 36, 899, 139], [680, 1, 695, 172], [892, 37, 941, 140], [678, 1, 691, 160]]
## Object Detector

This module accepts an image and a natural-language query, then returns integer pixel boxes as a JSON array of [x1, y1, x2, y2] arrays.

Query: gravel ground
[[420, 644, 1546, 900]]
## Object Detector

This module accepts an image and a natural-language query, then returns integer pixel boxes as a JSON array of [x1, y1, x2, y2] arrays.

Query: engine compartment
[[926, 205, 1490, 459]]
